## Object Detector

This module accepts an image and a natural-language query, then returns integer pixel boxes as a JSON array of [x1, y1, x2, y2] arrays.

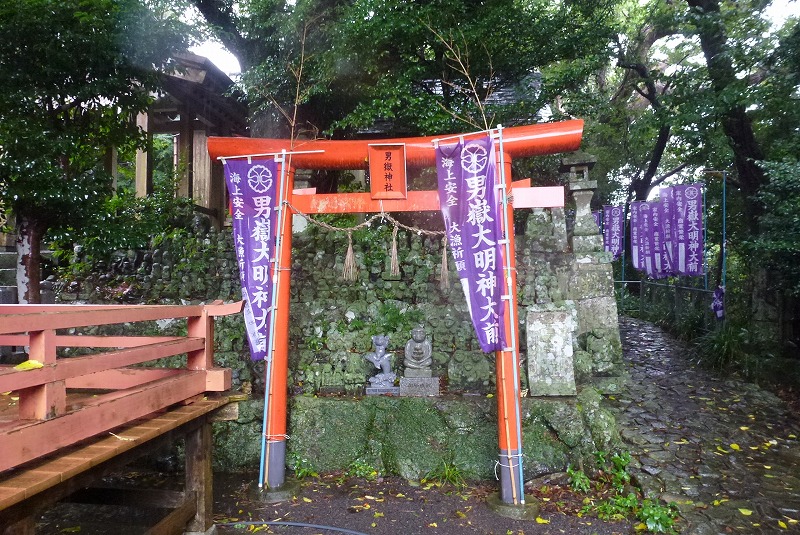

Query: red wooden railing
[[0, 301, 242, 474]]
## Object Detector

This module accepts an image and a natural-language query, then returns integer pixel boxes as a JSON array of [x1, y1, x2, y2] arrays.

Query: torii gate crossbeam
[[208, 119, 583, 506]]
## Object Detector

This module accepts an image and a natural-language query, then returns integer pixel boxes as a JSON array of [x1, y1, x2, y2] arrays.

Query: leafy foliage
[[569, 451, 679, 533], [566, 463, 592, 493], [346, 457, 380, 480], [49, 136, 195, 268], [749, 160, 800, 296], [692, 321, 776, 378], [422, 459, 466, 489], [328, 0, 621, 135], [0, 0, 190, 229], [0, 0, 191, 301], [288, 452, 320, 479]]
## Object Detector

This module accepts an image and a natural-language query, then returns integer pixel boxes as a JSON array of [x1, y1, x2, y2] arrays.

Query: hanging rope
[[390, 224, 400, 277], [342, 230, 357, 281], [284, 200, 447, 282], [439, 236, 450, 290]]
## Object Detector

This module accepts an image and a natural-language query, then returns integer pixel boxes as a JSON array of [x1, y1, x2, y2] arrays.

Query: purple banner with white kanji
[[593, 210, 603, 233], [639, 202, 655, 277], [660, 187, 675, 275], [650, 200, 667, 278], [629, 202, 642, 270], [603, 205, 624, 260], [672, 184, 705, 276], [223, 158, 280, 361], [436, 136, 506, 353]]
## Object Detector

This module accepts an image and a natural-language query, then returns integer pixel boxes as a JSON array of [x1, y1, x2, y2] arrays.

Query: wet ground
[[32, 316, 800, 533], [610, 317, 800, 534]]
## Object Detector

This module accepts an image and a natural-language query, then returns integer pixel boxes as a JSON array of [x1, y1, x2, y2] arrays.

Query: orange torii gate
[[207, 119, 583, 506]]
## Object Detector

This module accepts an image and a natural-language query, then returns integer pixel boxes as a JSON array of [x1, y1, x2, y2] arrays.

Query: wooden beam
[[0, 338, 205, 393], [205, 367, 231, 392], [208, 120, 585, 169], [66, 487, 187, 508], [145, 496, 197, 535], [0, 305, 207, 335], [65, 368, 183, 390], [291, 190, 440, 214], [0, 398, 229, 528], [0, 372, 207, 472], [289, 179, 539, 214]]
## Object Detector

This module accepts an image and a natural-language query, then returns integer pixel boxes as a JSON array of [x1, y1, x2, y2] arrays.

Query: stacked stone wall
[[54, 207, 623, 476]]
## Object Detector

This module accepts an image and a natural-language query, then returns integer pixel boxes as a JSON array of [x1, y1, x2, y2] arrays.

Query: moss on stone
[[288, 396, 372, 472]]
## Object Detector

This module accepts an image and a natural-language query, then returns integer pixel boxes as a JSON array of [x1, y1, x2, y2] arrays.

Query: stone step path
[[609, 316, 800, 534]]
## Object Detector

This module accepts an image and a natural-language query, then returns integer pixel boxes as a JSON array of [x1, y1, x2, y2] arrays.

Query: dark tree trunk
[[686, 0, 767, 233]]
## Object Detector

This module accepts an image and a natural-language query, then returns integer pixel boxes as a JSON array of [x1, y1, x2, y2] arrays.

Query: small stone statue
[[398, 325, 439, 395], [364, 334, 396, 388], [404, 325, 432, 370]]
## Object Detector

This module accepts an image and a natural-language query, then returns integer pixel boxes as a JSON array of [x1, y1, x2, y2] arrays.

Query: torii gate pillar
[[208, 120, 584, 506]]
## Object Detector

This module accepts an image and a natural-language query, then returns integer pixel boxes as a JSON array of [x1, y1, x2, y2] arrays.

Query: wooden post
[[18, 328, 64, 420], [187, 307, 213, 371], [184, 419, 213, 534], [178, 107, 195, 199], [135, 111, 153, 197]]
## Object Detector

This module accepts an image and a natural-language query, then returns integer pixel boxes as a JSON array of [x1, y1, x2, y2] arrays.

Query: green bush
[[691, 321, 776, 380]]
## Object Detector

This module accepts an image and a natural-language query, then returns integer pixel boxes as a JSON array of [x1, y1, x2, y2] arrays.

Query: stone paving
[[608, 317, 800, 534]]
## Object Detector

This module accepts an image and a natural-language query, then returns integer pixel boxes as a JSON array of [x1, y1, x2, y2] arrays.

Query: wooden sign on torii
[[207, 119, 583, 507]]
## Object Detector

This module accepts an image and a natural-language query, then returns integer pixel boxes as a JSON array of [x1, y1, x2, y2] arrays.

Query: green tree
[[749, 160, 800, 297], [192, 0, 623, 138], [190, 0, 345, 139], [327, 0, 621, 137], [0, 0, 190, 302], [570, 0, 799, 343]]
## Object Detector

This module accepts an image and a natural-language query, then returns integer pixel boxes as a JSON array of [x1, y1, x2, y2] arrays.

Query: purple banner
[[650, 200, 667, 278], [593, 210, 602, 233], [223, 158, 280, 361], [639, 202, 655, 277], [660, 187, 675, 275], [436, 136, 506, 353], [629, 202, 645, 271], [710, 286, 725, 319], [603, 205, 624, 260], [673, 184, 704, 276]]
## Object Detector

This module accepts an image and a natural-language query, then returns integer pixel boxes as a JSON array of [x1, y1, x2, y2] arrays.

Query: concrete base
[[398, 376, 439, 397], [485, 492, 540, 520], [365, 386, 400, 396], [248, 478, 302, 504]]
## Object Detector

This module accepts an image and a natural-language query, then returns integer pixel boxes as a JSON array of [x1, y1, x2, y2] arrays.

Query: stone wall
[[214, 388, 619, 479], [54, 198, 624, 477], [287, 224, 493, 393]]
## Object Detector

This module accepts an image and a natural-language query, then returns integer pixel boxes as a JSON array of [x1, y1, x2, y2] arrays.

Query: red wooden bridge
[[0, 302, 242, 534]]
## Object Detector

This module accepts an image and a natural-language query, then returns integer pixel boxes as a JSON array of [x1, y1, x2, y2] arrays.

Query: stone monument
[[364, 334, 399, 395], [526, 301, 578, 396], [399, 325, 440, 397]]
